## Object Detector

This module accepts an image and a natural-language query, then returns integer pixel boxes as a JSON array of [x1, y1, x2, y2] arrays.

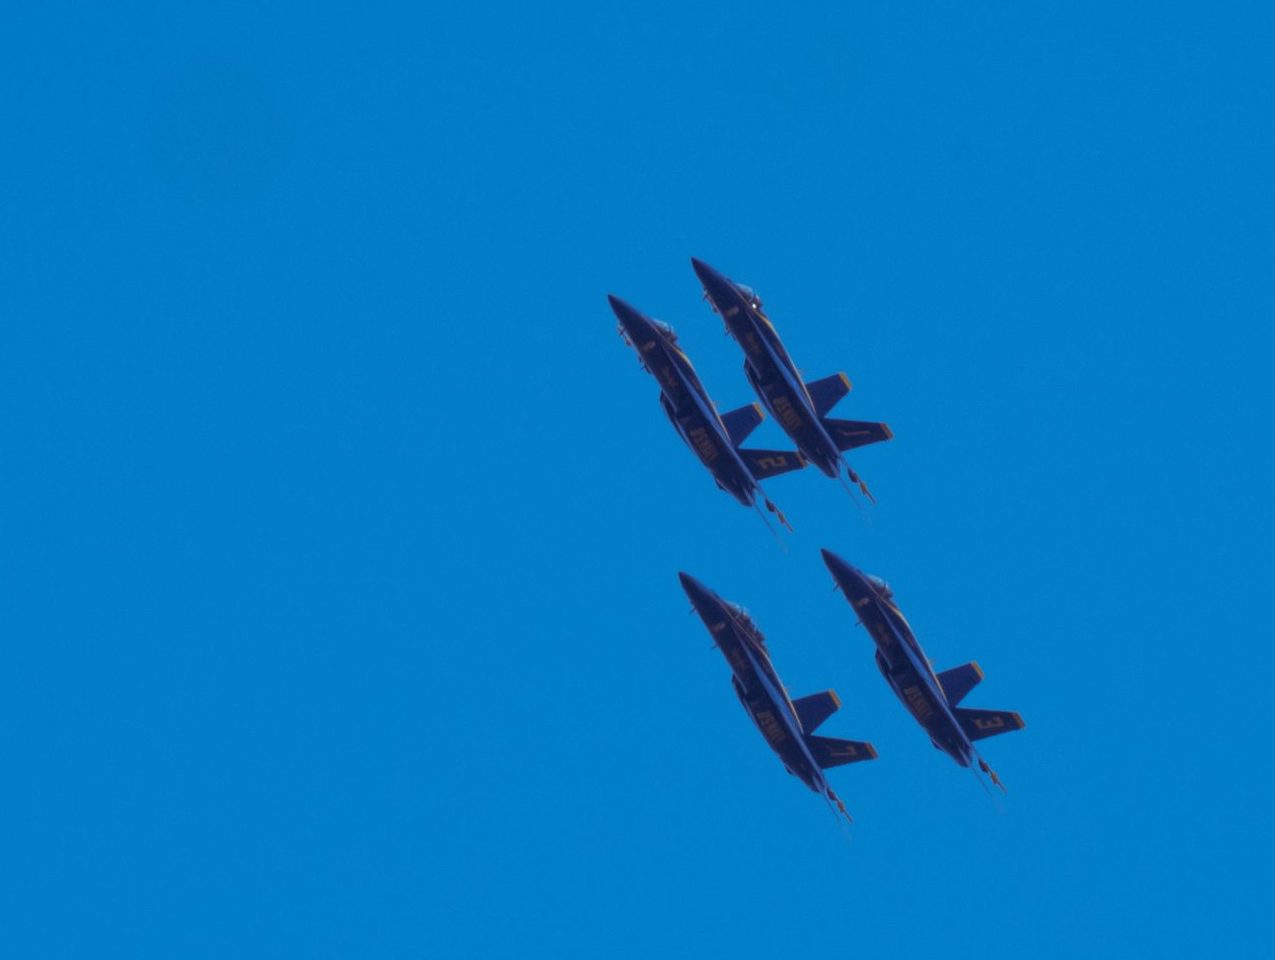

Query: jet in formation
[[821, 549, 1025, 790], [692, 258, 892, 501], [610, 294, 806, 530], [679, 571, 877, 821]]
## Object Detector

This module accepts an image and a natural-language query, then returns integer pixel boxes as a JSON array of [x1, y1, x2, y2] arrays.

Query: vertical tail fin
[[719, 403, 764, 446], [823, 418, 893, 452], [954, 708, 1026, 742], [792, 690, 840, 733], [936, 662, 983, 706], [805, 373, 852, 417], [737, 448, 806, 479], [805, 735, 878, 769]]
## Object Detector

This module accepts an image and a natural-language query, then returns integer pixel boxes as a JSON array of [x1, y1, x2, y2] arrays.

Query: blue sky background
[[2, 3, 1273, 957]]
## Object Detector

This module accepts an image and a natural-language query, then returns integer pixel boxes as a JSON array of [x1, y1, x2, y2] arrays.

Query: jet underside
[[862, 602, 976, 767], [612, 295, 762, 507], [713, 612, 829, 792], [732, 315, 843, 477]]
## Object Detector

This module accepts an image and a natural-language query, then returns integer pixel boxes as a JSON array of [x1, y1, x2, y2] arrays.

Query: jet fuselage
[[821, 551, 977, 767], [679, 572, 831, 793], [610, 295, 761, 506], [692, 259, 844, 477]]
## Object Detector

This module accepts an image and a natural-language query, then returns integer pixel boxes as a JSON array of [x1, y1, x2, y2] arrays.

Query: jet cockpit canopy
[[867, 574, 894, 601], [735, 284, 763, 309], [727, 602, 767, 647], [652, 319, 679, 342]]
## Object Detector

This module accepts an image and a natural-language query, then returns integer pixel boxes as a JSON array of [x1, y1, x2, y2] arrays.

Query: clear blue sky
[[2, 3, 1272, 957]]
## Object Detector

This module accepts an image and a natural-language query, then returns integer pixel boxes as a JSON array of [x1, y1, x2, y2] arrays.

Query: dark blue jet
[[691, 258, 892, 502], [679, 571, 877, 821], [820, 549, 1025, 791], [610, 294, 806, 530]]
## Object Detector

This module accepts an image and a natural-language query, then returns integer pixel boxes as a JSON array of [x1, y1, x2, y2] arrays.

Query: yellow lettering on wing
[[903, 685, 934, 721], [755, 709, 787, 746], [772, 395, 803, 432], [687, 426, 719, 463]]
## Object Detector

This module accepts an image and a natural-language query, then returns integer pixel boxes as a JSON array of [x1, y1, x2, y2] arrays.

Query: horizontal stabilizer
[[805, 735, 878, 769], [792, 690, 840, 734], [805, 372, 852, 417], [823, 418, 893, 452], [720, 402, 764, 446], [954, 707, 1026, 742], [737, 447, 806, 480], [937, 662, 983, 706]]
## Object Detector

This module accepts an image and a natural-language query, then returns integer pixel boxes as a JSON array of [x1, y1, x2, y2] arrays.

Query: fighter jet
[[820, 549, 1025, 791], [679, 571, 877, 822], [610, 294, 805, 530], [691, 258, 892, 502]]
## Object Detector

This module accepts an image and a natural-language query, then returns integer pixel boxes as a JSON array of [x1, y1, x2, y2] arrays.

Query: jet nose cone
[[692, 258, 743, 312], [820, 551, 887, 604], [607, 293, 636, 320], [608, 293, 652, 341], [820, 548, 857, 580], [678, 571, 716, 610], [678, 570, 704, 595], [690, 257, 725, 287]]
